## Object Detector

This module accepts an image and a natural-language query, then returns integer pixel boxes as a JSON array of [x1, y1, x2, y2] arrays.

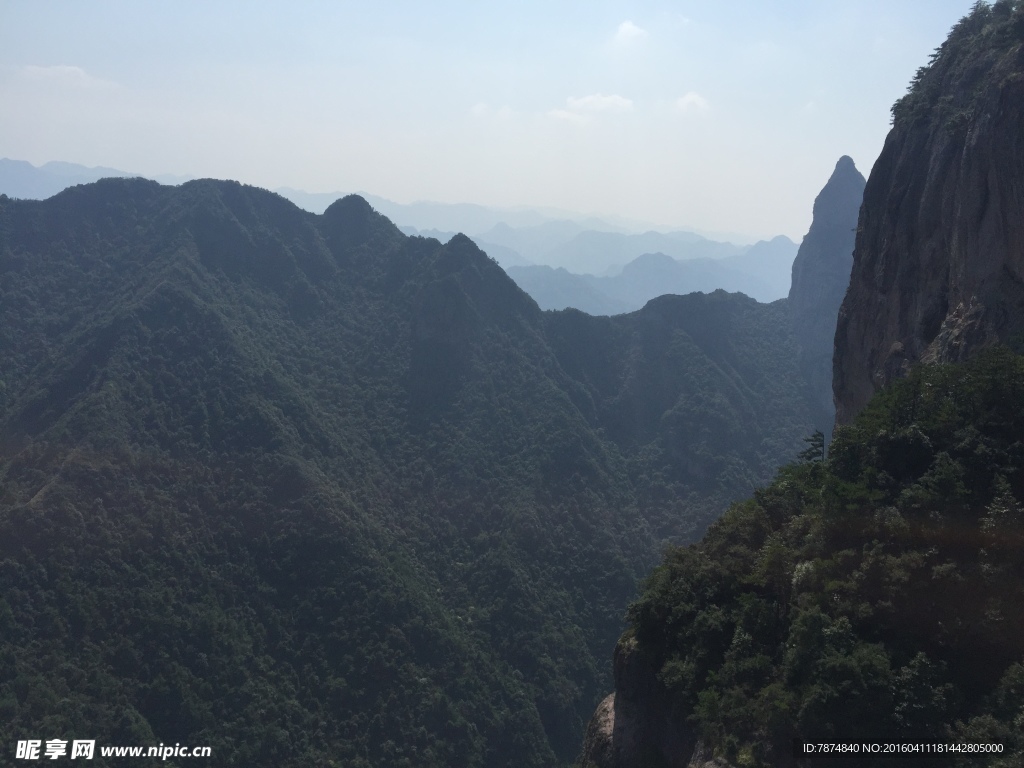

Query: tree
[[798, 430, 825, 463]]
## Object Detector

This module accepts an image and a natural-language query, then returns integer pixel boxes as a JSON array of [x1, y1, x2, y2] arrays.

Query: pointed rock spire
[[788, 156, 866, 438]]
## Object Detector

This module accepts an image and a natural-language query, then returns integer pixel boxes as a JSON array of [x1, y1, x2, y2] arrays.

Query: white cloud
[[613, 20, 647, 46], [675, 92, 710, 114], [566, 93, 633, 113], [548, 93, 633, 125], [548, 108, 589, 125], [19, 65, 117, 90]]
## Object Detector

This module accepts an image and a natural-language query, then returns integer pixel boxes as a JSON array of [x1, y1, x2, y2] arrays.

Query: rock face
[[576, 641, 733, 768], [788, 156, 865, 436], [834, 5, 1024, 423], [577, 638, 697, 768]]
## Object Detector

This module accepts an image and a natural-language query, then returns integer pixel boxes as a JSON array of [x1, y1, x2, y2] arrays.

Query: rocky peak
[[833, 3, 1024, 424], [808, 156, 864, 230], [788, 156, 866, 437]]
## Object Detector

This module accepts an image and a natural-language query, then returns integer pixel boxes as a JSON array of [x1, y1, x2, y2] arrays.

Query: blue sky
[[1, 1, 973, 239]]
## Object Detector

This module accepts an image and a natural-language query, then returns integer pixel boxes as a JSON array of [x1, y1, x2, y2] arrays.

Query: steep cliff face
[[788, 156, 865, 435], [834, 3, 1024, 423], [576, 638, 698, 768]]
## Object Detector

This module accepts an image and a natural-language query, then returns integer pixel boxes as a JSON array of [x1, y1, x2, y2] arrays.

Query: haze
[[1, 0, 970, 240]]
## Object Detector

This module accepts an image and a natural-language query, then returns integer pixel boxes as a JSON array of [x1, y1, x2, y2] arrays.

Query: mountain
[[1, 158, 774, 285], [349, 224, 539, 271], [0, 179, 817, 766], [724, 235, 802, 302], [0, 158, 190, 199], [471, 220, 592, 264], [577, 5, 1024, 767], [582, 349, 1024, 768], [0, 162, 628, 247], [542, 293, 818, 539], [502, 266, 631, 315], [594, 252, 758, 309], [397, 225, 459, 242], [275, 190, 634, 237], [277, 189, 556, 230], [470, 237, 536, 268], [788, 156, 866, 437], [540, 231, 744, 276], [833, 2, 1024, 424], [0, 158, 135, 198], [588, 237, 797, 308], [464, 224, 766, 281], [507, 237, 797, 316]]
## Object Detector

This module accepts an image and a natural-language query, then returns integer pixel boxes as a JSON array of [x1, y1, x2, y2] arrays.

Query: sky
[[1, 0, 975, 240]]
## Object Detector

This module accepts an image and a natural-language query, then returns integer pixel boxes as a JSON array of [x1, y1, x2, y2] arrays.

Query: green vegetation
[[544, 293, 817, 541], [626, 348, 1024, 766], [0, 179, 817, 765], [891, 0, 1024, 130]]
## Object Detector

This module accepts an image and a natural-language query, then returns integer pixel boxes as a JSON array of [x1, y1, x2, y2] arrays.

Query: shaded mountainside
[[788, 156, 865, 437], [544, 294, 815, 539], [834, 1, 1024, 424], [578, 5, 1024, 767], [0, 179, 817, 766]]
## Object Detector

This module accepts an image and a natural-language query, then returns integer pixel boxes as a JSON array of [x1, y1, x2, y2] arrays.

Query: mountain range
[[0, 159, 797, 310], [509, 235, 797, 314], [3, 4, 1018, 768], [0, 175, 822, 766]]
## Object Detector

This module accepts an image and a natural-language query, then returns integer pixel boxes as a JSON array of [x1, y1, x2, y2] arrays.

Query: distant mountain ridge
[[539, 230, 745, 276], [508, 235, 798, 315], [0, 158, 190, 199], [0, 158, 792, 288]]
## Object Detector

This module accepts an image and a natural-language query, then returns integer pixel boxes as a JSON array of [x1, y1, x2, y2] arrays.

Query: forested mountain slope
[[0, 178, 816, 766], [584, 349, 1024, 768], [544, 294, 815, 539]]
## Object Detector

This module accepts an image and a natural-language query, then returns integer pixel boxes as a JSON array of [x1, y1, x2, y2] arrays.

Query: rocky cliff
[[788, 156, 865, 436], [577, 637, 713, 768], [834, 2, 1024, 423]]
